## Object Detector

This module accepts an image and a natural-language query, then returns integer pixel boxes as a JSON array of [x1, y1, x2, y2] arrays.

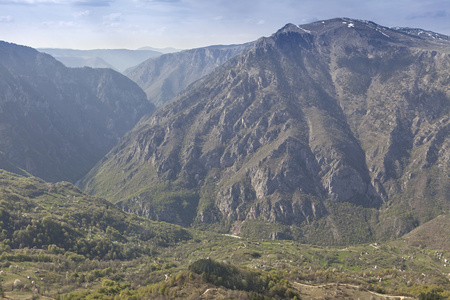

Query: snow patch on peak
[[376, 29, 390, 38], [296, 25, 311, 34], [348, 23, 355, 28]]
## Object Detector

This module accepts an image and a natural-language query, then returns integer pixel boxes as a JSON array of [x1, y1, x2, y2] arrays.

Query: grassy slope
[[402, 214, 450, 251], [0, 169, 449, 299], [0, 169, 191, 258]]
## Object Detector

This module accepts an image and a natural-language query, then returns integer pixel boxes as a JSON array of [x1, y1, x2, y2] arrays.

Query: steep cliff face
[[0, 41, 154, 182], [81, 19, 449, 244], [124, 44, 253, 107]]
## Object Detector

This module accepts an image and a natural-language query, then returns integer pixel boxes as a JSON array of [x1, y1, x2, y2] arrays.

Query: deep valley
[[0, 18, 449, 299]]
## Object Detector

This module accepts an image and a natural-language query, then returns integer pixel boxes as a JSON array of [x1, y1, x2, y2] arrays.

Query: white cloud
[[41, 20, 77, 27], [245, 18, 266, 25], [0, 0, 113, 5], [104, 22, 120, 27], [0, 0, 69, 4], [156, 25, 166, 33], [58, 20, 76, 26], [73, 9, 90, 18], [102, 12, 122, 27], [0, 15, 14, 22], [73, 0, 113, 7], [103, 12, 122, 22]]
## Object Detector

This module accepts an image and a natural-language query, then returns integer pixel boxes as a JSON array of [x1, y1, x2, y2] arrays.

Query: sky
[[0, 0, 449, 50]]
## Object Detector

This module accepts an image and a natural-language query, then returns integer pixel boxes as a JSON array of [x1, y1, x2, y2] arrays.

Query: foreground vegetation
[[0, 170, 449, 299], [1, 232, 449, 299]]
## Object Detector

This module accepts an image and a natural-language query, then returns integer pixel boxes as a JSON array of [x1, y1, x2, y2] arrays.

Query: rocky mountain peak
[[81, 19, 449, 244], [272, 18, 450, 53]]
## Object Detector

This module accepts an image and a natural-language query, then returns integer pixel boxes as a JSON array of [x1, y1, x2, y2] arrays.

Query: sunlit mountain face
[[81, 19, 449, 245]]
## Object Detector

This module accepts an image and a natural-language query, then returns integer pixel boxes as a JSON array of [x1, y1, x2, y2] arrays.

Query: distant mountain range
[[81, 18, 450, 244], [0, 18, 449, 299], [38, 48, 164, 72], [0, 41, 154, 182], [137, 46, 181, 53], [0, 18, 449, 246], [124, 43, 253, 107]]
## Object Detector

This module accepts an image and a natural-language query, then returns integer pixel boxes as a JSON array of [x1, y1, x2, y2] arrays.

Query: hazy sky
[[1, 0, 449, 50]]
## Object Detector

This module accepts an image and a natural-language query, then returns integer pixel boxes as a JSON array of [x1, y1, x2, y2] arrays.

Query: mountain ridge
[[38, 48, 163, 72], [0, 41, 155, 182], [79, 18, 449, 243], [124, 43, 254, 107]]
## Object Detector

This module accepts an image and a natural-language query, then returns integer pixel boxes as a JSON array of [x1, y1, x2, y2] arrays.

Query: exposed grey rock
[[81, 19, 450, 243]]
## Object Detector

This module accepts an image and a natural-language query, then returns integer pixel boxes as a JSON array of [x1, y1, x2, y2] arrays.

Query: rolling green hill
[[0, 169, 191, 260], [0, 169, 449, 299]]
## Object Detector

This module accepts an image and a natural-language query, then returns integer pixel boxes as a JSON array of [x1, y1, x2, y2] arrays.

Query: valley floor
[[0, 232, 449, 299]]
